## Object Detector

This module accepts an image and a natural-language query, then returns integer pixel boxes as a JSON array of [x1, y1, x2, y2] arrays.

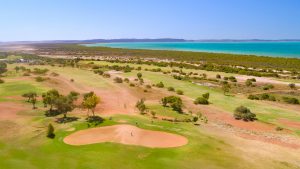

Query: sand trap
[[64, 124, 188, 148]]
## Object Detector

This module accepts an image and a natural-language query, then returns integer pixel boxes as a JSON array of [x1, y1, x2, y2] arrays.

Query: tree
[[42, 89, 60, 111], [151, 111, 156, 118], [222, 83, 231, 95], [288, 83, 296, 90], [0, 62, 7, 75], [47, 123, 55, 138], [216, 74, 221, 79], [22, 92, 37, 109], [161, 96, 183, 113], [82, 92, 100, 117], [30, 94, 37, 109], [54, 95, 76, 118], [136, 99, 146, 114], [15, 66, 20, 73], [234, 106, 256, 121]]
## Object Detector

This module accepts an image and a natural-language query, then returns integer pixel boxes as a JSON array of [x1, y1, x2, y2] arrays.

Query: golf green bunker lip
[[64, 124, 188, 148]]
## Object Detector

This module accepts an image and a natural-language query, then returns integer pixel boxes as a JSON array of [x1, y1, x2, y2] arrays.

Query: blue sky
[[0, 0, 300, 41]]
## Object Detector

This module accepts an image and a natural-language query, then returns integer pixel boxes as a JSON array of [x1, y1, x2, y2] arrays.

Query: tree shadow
[[55, 117, 79, 123]]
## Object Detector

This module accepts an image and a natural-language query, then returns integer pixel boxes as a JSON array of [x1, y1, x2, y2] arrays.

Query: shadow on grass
[[56, 117, 79, 123], [86, 116, 105, 127]]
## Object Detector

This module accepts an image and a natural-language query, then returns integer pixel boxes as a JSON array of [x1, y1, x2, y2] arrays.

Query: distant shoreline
[[83, 41, 300, 58]]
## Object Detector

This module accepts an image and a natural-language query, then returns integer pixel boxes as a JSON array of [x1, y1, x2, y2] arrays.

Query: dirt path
[[64, 124, 188, 148]]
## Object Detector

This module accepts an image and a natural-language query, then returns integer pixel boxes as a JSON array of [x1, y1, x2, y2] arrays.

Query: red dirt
[[64, 124, 188, 148], [0, 102, 28, 120]]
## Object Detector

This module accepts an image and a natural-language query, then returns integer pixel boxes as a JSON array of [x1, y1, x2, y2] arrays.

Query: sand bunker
[[64, 124, 188, 148]]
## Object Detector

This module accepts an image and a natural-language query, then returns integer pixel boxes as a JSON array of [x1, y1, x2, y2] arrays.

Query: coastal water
[[84, 41, 300, 58]]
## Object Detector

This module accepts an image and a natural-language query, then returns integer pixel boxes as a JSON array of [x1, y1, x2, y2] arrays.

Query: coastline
[[83, 41, 300, 58]]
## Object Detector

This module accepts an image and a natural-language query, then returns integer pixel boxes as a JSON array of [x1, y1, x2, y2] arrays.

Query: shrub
[[228, 76, 237, 82], [275, 126, 283, 131], [124, 78, 129, 83], [194, 97, 209, 105], [245, 79, 253, 87], [146, 84, 151, 89], [35, 76, 47, 82], [176, 90, 184, 95], [248, 95, 259, 100], [193, 116, 199, 122], [156, 82, 164, 88], [168, 87, 175, 91], [137, 72, 142, 79], [288, 83, 296, 89], [202, 93, 210, 100], [103, 73, 111, 78], [136, 99, 146, 114], [282, 97, 299, 104], [50, 72, 59, 77], [262, 84, 274, 90], [114, 77, 123, 83], [23, 72, 30, 76], [70, 79, 74, 82], [47, 123, 55, 138], [216, 74, 221, 79], [234, 106, 256, 121], [129, 83, 135, 87], [0, 79, 4, 83]]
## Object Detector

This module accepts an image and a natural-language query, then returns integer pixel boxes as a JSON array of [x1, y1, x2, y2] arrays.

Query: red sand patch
[[0, 102, 28, 120], [64, 124, 188, 148], [278, 119, 300, 130]]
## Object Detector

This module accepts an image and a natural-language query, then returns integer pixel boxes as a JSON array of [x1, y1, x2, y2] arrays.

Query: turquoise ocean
[[84, 41, 300, 58]]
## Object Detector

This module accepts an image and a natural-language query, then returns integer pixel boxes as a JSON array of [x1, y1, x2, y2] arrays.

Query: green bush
[[234, 106, 256, 121], [194, 97, 209, 105], [156, 82, 164, 88], [282, 97, 299, 104], [0, 79, 4, 83], [176, 90, 184, 95], [114, 77, 123, 83], [168, 87, 175, 91]]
